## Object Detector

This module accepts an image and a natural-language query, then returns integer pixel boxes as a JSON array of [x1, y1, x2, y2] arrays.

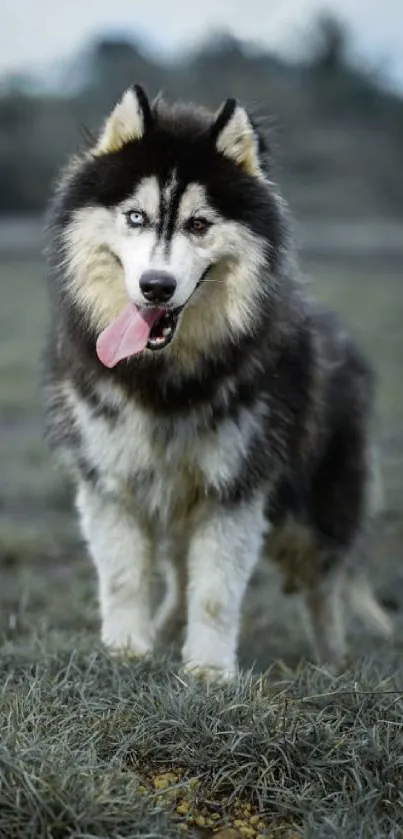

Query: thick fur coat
[[43, 86, 391, 678]]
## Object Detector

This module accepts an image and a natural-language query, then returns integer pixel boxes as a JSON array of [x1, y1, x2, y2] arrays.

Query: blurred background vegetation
[[1, 14, 403, 221]]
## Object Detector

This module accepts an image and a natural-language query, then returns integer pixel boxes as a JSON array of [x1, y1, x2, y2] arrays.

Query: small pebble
[[195, 814, 206, 826]]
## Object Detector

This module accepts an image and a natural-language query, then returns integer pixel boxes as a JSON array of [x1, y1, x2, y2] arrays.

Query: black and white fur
[[43, 85, 392, 679]]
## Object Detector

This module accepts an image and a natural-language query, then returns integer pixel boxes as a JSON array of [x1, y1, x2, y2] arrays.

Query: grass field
[[0, 252, 403, 838]]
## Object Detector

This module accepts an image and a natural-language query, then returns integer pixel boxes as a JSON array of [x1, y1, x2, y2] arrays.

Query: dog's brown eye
[[187, 217, 210, 235]]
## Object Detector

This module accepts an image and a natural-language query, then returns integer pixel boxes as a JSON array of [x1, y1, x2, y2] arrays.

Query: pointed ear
[[94, 84, 153, 156], [211, 98, 263, 178]]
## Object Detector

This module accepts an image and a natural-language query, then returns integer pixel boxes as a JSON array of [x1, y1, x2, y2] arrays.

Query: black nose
[[139, 270, 177, 304]]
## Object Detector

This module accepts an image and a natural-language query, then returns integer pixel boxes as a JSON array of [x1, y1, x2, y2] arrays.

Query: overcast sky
[[3, 0, 403, 90]]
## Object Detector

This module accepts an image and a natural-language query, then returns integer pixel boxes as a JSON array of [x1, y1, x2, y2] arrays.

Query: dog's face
[[59, 86, 284, 366], [101, 176, 242, 313]]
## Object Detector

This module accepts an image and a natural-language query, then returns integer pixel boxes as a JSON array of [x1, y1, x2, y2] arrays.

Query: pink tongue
[[96, 303, 163, 368]]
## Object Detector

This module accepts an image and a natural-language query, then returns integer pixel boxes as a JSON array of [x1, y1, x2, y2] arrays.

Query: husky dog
[[43, 85, 391, 679]]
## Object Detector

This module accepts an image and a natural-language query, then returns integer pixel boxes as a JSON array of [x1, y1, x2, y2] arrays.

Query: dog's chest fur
[[66, 380, 260, 524]]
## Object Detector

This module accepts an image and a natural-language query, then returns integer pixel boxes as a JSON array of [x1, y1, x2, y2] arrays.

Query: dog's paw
[[106, 644, 153, 661], [181, 661, 236, 684], [322, 655, 351, 676], [102, 629, 154, 660]]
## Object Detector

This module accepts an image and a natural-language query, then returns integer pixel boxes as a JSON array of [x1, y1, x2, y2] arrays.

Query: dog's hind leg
[[301, 379, 392, 662], [266, 519, 348, 663], [303, 568, 347, 664], [153, 537, 187, 644], [303, 564, 392, 665], [345, 570, 392, 637]]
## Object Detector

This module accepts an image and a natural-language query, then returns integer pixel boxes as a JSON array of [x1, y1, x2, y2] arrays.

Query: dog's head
[[54, 85, 288, 368]]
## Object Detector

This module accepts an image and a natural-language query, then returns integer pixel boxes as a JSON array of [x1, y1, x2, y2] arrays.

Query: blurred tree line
[[1, 15, 403, 218]]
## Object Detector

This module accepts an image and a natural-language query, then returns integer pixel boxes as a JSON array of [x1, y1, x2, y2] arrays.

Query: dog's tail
[[346, 572, 393, 637]]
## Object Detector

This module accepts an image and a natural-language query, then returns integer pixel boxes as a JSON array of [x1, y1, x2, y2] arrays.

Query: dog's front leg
[[76, 481, 154, 657], [182, 495, 266, 680]]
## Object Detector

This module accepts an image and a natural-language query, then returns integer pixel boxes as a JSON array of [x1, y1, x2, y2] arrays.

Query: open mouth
[[147, 307, 182, 351], [96, 301, 184, 368], [96, 264, 214, 369]]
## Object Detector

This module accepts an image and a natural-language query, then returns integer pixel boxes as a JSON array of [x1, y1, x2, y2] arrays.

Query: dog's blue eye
[[126, 210, 146, 228]]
